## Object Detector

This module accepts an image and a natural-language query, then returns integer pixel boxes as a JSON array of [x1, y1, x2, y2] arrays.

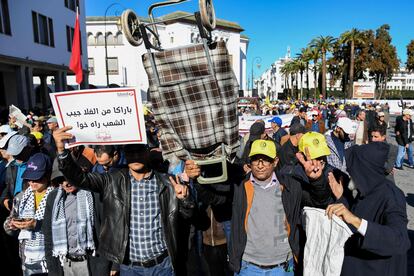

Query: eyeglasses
[[251, 157, 274, 166]]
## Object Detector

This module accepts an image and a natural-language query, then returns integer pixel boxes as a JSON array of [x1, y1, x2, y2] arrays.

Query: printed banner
[[353, 82, 376, 99]]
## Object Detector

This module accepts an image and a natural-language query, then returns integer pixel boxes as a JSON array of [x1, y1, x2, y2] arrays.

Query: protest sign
[[353, 81, 376, 99], [50, 88, 147, 148], [9, 105, 27, 128]]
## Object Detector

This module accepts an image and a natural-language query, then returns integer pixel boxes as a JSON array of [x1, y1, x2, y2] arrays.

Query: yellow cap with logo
[[249, 140, 277, 159], [30, 131, 44, 140], [298, 132, 331, 159]]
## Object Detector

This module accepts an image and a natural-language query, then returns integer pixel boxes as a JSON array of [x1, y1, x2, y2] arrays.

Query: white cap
[[337, 117, 356, 135], [377, 112, 385, 117], [0, 131, 18, 149], [403, 109, 412, 116], [0, 124, 12, 134], [310, 110, 319, 116], [375, 105, 381, 110]]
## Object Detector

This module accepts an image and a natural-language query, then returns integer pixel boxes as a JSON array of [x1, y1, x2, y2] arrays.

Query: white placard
[[50, 88, 147, 148], [353, 81, 376, 99], [9, 105, 27, 128]]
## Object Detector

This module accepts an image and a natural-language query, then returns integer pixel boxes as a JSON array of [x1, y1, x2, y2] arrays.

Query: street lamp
[[251, 56, 261, 96], [104, 3, 124, 87]]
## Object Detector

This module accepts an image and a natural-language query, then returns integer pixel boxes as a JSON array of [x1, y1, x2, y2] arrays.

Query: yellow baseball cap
[[298, 132, 331, 159], [30, 131, 43, 140], [249, 140, 277, 159]]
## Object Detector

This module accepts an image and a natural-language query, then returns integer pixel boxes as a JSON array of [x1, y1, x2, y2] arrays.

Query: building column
[[81, 70, 89, 89], [54, 70, 64, 92], [39, 75, 49, 109], [62, 71, 67, 90], [15, 66, 34, 110]]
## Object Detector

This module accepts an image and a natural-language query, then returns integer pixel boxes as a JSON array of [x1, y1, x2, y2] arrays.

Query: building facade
[[83, 11, 249, 100], [0, 0, 88, 110], [257, 49, 414, 100], [386, 68, 414, 91]]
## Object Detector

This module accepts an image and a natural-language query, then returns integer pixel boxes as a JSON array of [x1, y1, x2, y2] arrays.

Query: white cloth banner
[[50, 88, 147, 148], [302, 207, 353, 276]]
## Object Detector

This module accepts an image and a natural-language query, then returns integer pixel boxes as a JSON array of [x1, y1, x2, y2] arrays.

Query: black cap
[[290, 123, 306, 135], [249, 122, 265, 141], [124, 144, 150, 164]]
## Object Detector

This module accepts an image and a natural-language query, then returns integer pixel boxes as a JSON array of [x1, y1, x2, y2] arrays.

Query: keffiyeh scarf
[[18, 186, 54, 261], [51, 187, 95, 263]]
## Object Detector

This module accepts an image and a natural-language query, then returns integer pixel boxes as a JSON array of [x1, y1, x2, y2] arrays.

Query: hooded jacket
[[341, 142, 410, 276]]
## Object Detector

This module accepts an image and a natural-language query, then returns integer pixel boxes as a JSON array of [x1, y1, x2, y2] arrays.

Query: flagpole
[[77, 6, 80, 90]]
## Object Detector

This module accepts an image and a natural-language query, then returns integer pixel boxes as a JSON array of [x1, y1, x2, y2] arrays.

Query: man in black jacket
[[53, 126, 194, 276], [394, 109, 413, 169]]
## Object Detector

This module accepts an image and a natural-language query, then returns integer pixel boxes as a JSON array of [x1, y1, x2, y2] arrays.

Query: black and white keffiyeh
[[18, 186, 54, 261], [51, 187, 95, 263]]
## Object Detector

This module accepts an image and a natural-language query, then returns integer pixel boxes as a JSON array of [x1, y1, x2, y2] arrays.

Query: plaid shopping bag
[[143, 41, 239, 160]]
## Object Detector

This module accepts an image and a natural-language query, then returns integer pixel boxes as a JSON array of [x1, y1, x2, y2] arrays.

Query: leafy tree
[[407, 40, 414, 72], [368, 24, 399, 99], [309, 36, 336, 98]]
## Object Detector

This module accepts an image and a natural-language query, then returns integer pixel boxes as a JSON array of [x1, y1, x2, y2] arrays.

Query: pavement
[[386, 116, 414, 274]]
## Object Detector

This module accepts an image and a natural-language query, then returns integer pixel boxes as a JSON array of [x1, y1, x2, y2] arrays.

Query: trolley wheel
[[121, 9, 143, 47], [199, 0, 216, 31]]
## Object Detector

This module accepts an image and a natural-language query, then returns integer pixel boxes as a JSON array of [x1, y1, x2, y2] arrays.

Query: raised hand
[[184, 160, 201, 179], [169, 175, 189, 200], [52, 126, 73, 153], [328, 172, 343, 199], [296, 147, 325, 180]]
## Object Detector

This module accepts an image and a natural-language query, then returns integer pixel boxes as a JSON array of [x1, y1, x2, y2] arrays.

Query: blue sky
[[86, 0, 414, 76]]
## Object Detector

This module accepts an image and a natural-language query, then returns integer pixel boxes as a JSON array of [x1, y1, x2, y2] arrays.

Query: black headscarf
[[345, 142, 389, 197]]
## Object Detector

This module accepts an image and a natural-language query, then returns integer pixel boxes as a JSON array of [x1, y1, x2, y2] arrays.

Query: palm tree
[[293, 58, 307, 100], [340, 28, 365, 98], [281, 60, 295, 99], [308, 47, 320, 99], [297, 47, 312, 98], [310, 35, 336, 98]]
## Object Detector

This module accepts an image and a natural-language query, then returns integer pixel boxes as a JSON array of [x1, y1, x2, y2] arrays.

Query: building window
[[96, 32, 105, 45], [115, 31, 123, 45], [107, 57, 118, 75], [32, 11, 54, 47], [170, 36, 174, 44], [0, 0, 11, 35], [88, 58, 95, 75], [66, 26, 74, 51], [65, 0, 80, 13], [87, 32, 95, 45], [66, 25, 82, 53], [106, 32, 115, 45]]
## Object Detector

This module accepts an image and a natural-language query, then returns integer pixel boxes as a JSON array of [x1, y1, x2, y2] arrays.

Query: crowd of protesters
[[0, 98, 412, 276]]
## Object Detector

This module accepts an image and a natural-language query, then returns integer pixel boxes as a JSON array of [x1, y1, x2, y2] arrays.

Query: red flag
[[69, 9, 83, 84]]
